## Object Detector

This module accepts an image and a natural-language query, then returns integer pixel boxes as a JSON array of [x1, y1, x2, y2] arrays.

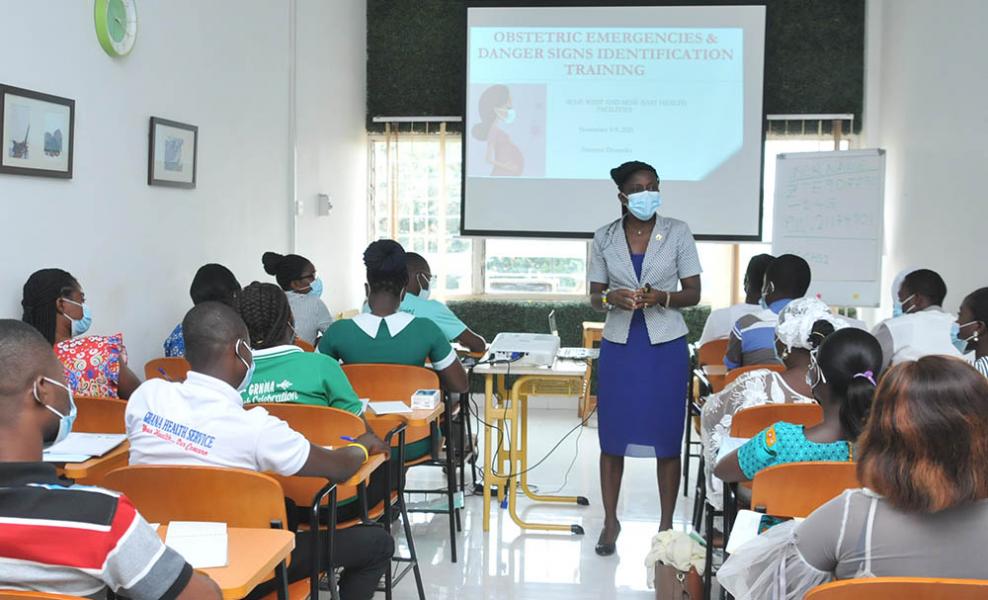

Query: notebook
[[165, 521, 229, 568], [368, 401, 413, 415], [43, 433, 127, 463]]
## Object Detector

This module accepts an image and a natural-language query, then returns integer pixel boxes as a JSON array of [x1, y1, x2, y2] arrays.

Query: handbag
[[654, 563, 703, 600]]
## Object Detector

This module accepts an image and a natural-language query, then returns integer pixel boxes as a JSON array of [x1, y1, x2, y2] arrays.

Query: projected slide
[[463, 5, 766, 239]]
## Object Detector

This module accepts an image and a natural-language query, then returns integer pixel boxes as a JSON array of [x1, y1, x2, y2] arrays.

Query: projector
[[488, 333, 561, 367]]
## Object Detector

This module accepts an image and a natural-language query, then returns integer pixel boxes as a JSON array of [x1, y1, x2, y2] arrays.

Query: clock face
[[95, 0, 138, 57]]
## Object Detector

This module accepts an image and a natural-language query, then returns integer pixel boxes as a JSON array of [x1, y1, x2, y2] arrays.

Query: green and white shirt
[[318, 312, 457, 370], [241, 345, 362, 415]]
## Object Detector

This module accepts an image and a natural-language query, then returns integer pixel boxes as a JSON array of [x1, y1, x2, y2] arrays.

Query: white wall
[[0, 0, 367, 367], [866, 0, 988, 315]]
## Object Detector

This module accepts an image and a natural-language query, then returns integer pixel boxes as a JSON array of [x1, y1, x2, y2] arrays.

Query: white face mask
[[417, 272, 437, 300]]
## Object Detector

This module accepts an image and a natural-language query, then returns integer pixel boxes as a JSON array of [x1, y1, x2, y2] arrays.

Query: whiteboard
[[772, 149, 886, 307]]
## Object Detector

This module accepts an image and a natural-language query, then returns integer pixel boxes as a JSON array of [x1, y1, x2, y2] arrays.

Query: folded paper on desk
[[43, 433, 126, 462], [165, 521, 229, 568], [369, 401, 413, 415]]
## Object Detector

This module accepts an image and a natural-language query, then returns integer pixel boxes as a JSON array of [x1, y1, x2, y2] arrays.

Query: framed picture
[[0, 84, 75, 178], [148, 116, 197, 188]]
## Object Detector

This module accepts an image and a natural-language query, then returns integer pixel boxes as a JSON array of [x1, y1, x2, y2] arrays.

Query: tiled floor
[[381, 406, 699, 599]]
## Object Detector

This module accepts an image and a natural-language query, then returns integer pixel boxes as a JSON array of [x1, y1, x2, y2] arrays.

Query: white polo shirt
[[125, 371, 311, 477], [872, 307, 962, 367]]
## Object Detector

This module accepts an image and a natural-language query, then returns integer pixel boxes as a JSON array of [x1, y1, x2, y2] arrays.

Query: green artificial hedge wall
[[367, 1, 864, 132]]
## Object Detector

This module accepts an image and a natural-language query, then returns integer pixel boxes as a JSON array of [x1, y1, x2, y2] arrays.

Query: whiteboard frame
[[771, 148, 886, 307]]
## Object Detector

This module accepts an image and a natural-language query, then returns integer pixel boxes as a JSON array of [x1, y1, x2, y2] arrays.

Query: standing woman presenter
[[588, 160, 702, 555]]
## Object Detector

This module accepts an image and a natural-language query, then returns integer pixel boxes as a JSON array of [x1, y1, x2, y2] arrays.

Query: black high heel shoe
[[595, 523, 621, 556]]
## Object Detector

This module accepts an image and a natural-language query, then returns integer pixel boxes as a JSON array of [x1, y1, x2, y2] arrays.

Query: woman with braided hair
[[236, 281, 361, 414], [22, 268, 141, 399]]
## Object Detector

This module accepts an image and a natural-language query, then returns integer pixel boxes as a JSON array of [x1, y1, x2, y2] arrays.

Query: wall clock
[[94, 0, 138, 57]]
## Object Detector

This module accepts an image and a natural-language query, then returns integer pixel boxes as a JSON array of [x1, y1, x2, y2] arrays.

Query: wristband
[[346, 442, 369, 464], [601, 289, 614, 311], [664, 291, 672, 308]]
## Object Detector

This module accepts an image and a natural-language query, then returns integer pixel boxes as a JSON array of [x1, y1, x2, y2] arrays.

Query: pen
[[340, 436, 357, 442]]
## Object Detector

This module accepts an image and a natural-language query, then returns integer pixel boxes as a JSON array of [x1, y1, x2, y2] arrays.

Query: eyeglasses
[[625, 183, 659, 194]]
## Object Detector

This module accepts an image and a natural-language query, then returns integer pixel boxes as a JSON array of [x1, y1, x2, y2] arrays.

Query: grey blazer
[[589, 216, 702, 344]]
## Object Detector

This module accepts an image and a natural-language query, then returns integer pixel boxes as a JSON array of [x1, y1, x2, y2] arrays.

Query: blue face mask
[[625, 190, 662, 221], [892, 299, 904, 318], [951, 321, 979, 354], [61, 298, 92, 337], [759, 281, 775, 310], [498, 107, 517, 124], [34, 377, 76, 447], [417, 273, 437, 301], [308, 277, 324, 298]]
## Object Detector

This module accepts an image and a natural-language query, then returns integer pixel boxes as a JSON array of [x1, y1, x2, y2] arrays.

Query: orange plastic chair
[[805, 577, 988, 600], [293, 338, 315, 352], [0, 592, 86, 599], [143, 357, 190, 382], [342, 364, 440, 460], [723, 362, 786, 388], [73, 396, 127, 434], [730, 402, 823, 438], [750, 461, 859, 518], [253, 403, 373, 523], [697, 338, 730, 367], [102, 465, 301, 599]]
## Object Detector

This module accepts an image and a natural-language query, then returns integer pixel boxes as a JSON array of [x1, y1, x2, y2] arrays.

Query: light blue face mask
[[308, 277, 324, 298], [61, 298, 92, 337], [626, 190, 662, 221], [235, 339, 255, 395], [417, 273, 437, 301], [951, 321, 979, 354], [499, 107, 517, 124], [759, 281, 775, 310], [34, 377, 76, 447], [892, 299, 904, 318]]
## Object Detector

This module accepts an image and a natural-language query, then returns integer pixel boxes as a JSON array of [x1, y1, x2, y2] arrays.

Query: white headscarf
[[776, 297, 850, 351]]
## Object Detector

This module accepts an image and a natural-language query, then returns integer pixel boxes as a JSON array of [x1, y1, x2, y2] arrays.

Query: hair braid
[[22, 268, 78, 345], [235, 282, 293, 350]]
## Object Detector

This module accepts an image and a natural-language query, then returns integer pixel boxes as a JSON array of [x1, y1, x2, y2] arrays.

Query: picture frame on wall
[[0, 84, 75, 179], [148, 116, 197, 188]]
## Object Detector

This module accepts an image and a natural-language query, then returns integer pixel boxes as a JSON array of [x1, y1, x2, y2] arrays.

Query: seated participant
[[237, 281, 361, 413], [714, 327, 882, 483], [955, 287, 988, 376], [698, 253, 774, 347], [701, 297, 847, 508], [320, 240, 469, 462], [872, 268, 960, 367], [263, 251, 333, 345], [0, 319, 220, 599], [319, 240, 469, 394], [724, 254, 811, 369], [22, 268, 141, 399], [125, 302, 393, 600], [401, 252, 487, 353], [164, 263, 242, 357], [718, 356, 988, 597]]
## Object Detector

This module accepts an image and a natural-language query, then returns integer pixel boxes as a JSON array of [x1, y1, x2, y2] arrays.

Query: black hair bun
[[363, 240, 406, 275], [808, 319, 837, 350], [261, 252, 284, 276]]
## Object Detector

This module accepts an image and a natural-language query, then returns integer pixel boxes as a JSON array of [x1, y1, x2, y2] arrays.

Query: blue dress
[[597, 254, 688, 458]]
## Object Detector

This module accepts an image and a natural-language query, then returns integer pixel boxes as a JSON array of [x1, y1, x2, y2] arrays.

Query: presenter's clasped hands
[[604, 287, 669, 310]]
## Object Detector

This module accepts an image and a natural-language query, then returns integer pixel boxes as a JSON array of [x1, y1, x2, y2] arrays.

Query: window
[[368, 122, 855, 305]]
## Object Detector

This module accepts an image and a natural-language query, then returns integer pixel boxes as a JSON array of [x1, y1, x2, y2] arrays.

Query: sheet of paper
[[42, 453, 92, 464], [369, 401, 413, 415], [716, 436, 750, 464], [359, 398, 370, 415], [165, 521, 228, 568], [43, 433, 126, 461]]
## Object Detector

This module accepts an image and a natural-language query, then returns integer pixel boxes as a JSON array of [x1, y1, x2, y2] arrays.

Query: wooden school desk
[[156, 526, 295, 600], [57, 441, 130, 485]]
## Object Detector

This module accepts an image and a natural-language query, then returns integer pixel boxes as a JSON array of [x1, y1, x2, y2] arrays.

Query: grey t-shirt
[[796, 489, 988, 580]]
